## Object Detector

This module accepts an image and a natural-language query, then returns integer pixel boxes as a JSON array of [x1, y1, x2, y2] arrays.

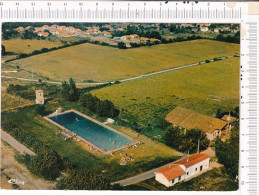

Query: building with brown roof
[[121, 35, 131, 41], [155, 153, 210, 187], [221, 114, 237, 123], [200, 26, 209, 32], [139, 37, 149, 43], [165, 107, 228, 140]]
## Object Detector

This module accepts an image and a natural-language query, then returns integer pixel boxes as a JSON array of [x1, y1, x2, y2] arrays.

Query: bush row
[[1, 115, 73, 180]]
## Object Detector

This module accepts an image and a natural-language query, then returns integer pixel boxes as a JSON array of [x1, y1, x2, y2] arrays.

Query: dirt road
[[1, 141, 56, 190]]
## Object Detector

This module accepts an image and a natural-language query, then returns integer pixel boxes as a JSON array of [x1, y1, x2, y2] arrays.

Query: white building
[[214, 28, 221, 33], [121, 35, 131, 41], [155, 154, 210, 187], [200, 26, 208, 32]]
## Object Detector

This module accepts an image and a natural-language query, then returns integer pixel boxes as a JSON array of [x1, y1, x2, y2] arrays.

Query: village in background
[[1, 23, 239, 191], [8, 23, 240, 49]]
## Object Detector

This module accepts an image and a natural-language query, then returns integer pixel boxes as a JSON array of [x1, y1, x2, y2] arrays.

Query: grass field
[[1, 80, 34, 111], [92, 57, 239, 136], [1, 101, 181, 182], [3, 40, 239, 82], [2, 39, 63, 54], [124, 168, 238, 191]]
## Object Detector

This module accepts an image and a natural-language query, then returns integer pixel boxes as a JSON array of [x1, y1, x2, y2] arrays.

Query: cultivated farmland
[[92, 57, 239, 131], [2, 39, 63, 54], [4, 40, 239, 82]]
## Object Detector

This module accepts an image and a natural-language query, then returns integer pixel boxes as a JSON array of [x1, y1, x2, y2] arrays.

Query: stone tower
[[35, 90, 44, 104]]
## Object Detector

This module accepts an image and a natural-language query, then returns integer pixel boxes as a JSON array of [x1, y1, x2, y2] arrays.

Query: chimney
[[169, 164, 171, 168]]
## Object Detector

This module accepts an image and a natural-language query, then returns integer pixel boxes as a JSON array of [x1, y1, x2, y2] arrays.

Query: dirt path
[[1, 130, 36, 156], [1, 141, 56, 190]]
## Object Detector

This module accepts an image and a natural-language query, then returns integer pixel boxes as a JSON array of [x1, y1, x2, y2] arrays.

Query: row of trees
[[213, 123, 239, 178], [60, 78, 119, 118], [216, 31, 240, 44], [57, 170, 111, 190], [1, 115, 72, 180], [164, 126, 210, 152], [7, 84, 35, 100], [61, 78, 80, 102], [216, 106, 240, 119], [79, 93, 119, 118]]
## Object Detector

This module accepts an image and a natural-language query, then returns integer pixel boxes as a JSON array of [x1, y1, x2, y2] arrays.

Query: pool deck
[[44, 109, 139, 155]]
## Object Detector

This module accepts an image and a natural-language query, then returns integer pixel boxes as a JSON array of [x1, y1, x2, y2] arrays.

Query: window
[[195, 168, 198, 171], [200, 165, 203, 171], [172, 179, 175, 184], [178, 176, 181, 181], [187, 172, 189, 176]]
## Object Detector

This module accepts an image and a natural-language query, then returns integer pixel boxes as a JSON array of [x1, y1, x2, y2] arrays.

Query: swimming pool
[[48, 110, 133, 152]]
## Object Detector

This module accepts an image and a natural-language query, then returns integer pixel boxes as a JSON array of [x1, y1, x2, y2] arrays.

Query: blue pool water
[[49, 112, 133, 152]]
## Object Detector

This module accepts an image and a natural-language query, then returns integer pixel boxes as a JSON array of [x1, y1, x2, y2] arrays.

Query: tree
[[169, 24, 177, 33], [95, 100, 116, 117], [61, 78, 80, 102], [185, 129, 210, 152], [1, 45, 6, 55], [213, 124, 239, 178], [79, 93, 100, 112], [164, 126, 185, 149], [117, 42, 126, 49], [164, 127, 209, 152], [57, 170, 111, 190], [30, 148, 63, 180], [35, 105, 46, 116], [149, 31, 161, 39]]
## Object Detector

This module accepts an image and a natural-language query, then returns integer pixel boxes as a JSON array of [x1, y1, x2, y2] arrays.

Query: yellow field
[[2, 39, 63, 54], [4, 40, 239, 82], [92, 57, 239, 126], [1, 91, 34, 111]]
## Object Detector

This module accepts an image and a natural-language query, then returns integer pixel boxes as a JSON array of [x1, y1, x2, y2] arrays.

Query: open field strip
[[3, 40, 239, 82], [2, 39, 63, 54], [92, 57, 239, 132], [1, 92, 35, 111], [2, 55, 238, 87]]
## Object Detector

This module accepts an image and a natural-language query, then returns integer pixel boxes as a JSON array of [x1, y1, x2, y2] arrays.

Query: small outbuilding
[[35, 90, 44, 104]]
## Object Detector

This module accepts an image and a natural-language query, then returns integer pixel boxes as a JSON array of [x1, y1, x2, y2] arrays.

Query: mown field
[[92, 57, 239, 137], [3, 40, 239, 82], [1, 101, 181, 182], [124, 168, 238, 191], [2, 39, 63, 54]]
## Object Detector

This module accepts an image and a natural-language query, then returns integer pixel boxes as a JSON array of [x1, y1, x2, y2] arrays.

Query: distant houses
[[155, 153, 210, 187], [165, 107, 228, 140], [200, 26, 208, 32]]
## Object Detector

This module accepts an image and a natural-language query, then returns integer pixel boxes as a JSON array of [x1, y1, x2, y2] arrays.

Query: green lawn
[[3, 40, 239, 82], [124, 168, 238, 191], [92, 57, 239, 137]]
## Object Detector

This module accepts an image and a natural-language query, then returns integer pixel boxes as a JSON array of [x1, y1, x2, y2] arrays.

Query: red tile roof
[[174, 153, 210, 168], [155, 164, 185, 181]]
